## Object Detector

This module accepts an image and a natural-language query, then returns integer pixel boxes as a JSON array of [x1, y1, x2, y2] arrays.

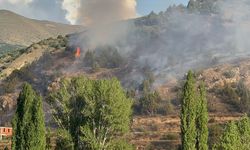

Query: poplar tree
[[12, 83, 46, 150], [180, 71, 197, 150], [196, 83, 208, 150]]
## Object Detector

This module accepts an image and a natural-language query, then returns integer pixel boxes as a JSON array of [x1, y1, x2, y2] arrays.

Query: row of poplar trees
[[180, 71, 250, 150], [180, 71, 208, 150]]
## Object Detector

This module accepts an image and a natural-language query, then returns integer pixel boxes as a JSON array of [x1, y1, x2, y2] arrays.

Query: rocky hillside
[[0, 10, 82, 46]]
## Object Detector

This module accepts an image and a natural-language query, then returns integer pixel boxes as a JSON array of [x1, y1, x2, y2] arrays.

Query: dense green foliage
[[181, 71, 197, 150], [213, 122, 241, 150], [196, 83, 208, 150], [12, 83, 46, 150], [49, 77, 133, 149], [214, 115, 250, 150], [180, 71, 209, 150]]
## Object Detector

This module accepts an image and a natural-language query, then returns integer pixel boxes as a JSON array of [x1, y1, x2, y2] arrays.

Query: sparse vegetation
[[219, 81, 250, 114]]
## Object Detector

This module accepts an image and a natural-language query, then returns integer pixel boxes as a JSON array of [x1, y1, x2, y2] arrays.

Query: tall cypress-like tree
[[181, 71, 197, 150], [32, 94, 46, 150], [12, 83, 46, 150], [196, 83, 208, 150]]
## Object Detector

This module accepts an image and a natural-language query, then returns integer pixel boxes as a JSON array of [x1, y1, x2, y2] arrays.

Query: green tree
[[49, 77, 133, 149], [180, 71, 197, 150], [214, 121, 241, 150], [12, 83, 46, 150], [196, 83, 208, 150], [237, 80, 250, 113], [139, 91, 161, 115], [236, 115, 250, 149]]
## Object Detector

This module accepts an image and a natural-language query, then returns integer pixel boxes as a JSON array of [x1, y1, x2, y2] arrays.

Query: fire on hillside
[[75, 47, 81, 58]]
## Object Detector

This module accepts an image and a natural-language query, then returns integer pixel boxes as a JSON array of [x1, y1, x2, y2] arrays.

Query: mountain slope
[[0, 10, 82, 46]]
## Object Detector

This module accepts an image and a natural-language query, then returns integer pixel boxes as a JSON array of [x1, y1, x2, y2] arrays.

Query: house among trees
[[0, 127, 12, 140]]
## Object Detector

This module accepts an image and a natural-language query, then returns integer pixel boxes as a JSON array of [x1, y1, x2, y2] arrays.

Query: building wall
[[0, 127, 12, 137]]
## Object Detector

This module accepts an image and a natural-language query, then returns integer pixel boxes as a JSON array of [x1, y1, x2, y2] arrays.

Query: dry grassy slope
[[131, 113, 242, 150], [0, 10, 82, 46], [0, 36, 66, 80]]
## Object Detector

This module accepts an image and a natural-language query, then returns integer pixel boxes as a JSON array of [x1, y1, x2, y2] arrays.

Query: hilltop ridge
[[0, 9, 82, 46]]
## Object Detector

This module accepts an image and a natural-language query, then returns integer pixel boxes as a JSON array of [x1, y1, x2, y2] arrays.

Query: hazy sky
[[0, 0, 189, 24]]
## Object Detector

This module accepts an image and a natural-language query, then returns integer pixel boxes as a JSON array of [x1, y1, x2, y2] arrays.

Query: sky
[[0, 0, 189, 24]]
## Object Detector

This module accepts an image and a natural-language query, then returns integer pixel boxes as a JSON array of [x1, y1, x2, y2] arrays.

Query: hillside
[[1, 2, 250, 149], [0, 10, 82, 46]]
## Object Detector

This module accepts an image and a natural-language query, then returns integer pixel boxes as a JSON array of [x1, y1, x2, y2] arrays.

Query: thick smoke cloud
[[62, 0, 137, 25], [70, 0, 250, 86], [77, 0, 137, 26]]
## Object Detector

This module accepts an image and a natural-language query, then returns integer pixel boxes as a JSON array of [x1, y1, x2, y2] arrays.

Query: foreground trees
[[12, 83, 46, 150], [49, 77, 133, 150], [180, 71, 208, 150], [214, 115, 250, 150]]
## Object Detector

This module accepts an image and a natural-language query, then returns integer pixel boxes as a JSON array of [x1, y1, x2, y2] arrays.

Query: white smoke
[[61, 0, 137, 25], [69, 0, 250, 86], [61, 0, 80, 25]]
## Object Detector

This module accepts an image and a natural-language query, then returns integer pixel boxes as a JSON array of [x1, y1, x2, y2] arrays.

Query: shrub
[[95, 45, 124, 68], [223, 70, 236, 79], [55, 130, 74, 150], [208, 124, 224, 148], [139, 91, 161, 115], [161, 133, 179, 140]]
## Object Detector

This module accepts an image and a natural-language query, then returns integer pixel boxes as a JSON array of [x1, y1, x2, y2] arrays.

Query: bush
[[139, 91, 161, 115], [220, 81, 250, 113], [156, 100, 174, 115], [221, 83, 240, 107], [95, 45, 124, 68], [209, 124, 224, 148], [161, 133, 179, 140], [223, 70, 236, 79], [55, 130, 74, 150], [3, 77, 19, 93]]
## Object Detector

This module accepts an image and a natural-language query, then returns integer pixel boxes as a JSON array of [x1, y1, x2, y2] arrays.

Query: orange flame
[[75, 47, 81, 58]]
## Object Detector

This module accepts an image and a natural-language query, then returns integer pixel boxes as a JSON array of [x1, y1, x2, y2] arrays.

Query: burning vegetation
[[75, 47, 81, 58]]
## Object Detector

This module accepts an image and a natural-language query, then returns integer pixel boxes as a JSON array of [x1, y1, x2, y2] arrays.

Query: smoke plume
[[67, 0, 250, 86], [62, 0, 137, 25], [61, 0, 80, 25]]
